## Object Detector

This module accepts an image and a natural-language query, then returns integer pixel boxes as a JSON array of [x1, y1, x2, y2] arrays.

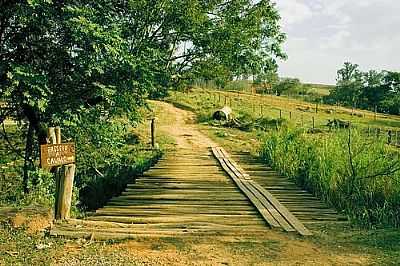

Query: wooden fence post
[[388, 130, 392, 144], [312, 117, 315, 129], [50, 126, 76, 220], [53, 127, 62, 219], [397, 131, 400, 146], [289, 111, 292, 120], [279, 110, 282, 119], [58, 164, 76, 220]]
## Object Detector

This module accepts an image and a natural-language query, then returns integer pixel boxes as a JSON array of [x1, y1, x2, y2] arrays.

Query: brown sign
[[40, 143, 75, 168]]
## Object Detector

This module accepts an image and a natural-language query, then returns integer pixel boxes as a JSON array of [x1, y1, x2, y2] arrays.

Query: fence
[[179, 89, 400, 147]]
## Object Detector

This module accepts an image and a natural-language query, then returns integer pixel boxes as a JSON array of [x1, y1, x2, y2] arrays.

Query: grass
[[261, 128, 400, 227], [170, 88, 400, 131]]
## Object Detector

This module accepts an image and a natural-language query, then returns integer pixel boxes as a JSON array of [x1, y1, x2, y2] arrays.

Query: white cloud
[[275, 0, 400, 84], [275, 0, 313, 26]]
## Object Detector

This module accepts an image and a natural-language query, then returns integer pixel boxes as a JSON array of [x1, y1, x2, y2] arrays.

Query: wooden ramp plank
[[212, 147, 312, 236]]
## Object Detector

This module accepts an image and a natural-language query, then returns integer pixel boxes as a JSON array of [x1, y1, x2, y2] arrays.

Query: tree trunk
[[23, 123, 34, 194]]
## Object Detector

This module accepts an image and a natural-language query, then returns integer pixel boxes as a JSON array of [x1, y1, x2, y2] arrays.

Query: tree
[[331, 62, 363, 107], [274, 78, 301, 96], [0, 0, 286, 192], [360, 70, 385, 109], [380, 71, 400, 114]]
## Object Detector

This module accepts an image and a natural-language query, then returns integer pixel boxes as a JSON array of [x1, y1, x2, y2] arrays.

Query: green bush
[[61, 109, 162, 211], [260, 128, 400, 227]]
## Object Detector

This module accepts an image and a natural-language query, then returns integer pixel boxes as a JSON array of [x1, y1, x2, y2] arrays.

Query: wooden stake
[[279, 110, 282, 119], [56, 164, 75, 220], [312, 117, 315, 129], [47, 127, 56, 144], [289, 111, 292, 120], [55, 126, 61, 144]]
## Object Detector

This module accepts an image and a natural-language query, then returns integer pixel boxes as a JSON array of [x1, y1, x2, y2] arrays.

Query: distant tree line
[[325, 62, 400, 115]]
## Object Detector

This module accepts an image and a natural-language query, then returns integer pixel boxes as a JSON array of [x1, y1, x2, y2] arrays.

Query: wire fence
[[178, 89, 400, 147]]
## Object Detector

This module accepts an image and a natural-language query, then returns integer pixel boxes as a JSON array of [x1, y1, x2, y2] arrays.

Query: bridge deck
[[51, 148, 346, 240]]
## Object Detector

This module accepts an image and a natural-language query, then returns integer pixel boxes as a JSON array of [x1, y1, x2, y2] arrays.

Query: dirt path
[[153, 101, 217, 150]]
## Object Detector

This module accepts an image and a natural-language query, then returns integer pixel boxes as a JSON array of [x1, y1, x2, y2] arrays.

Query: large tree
[[331, 62, 364, 107], [0, 0, 286, 191]]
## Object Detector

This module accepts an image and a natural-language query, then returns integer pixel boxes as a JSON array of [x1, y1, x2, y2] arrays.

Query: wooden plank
[[107, 199, 252, 206], [212, 148, 280, 228], [243, 181, 295, 232], [213, 147, 313, 236], [87, 215, 266, 225], [250, 181, 313, 236], [218, 158, 294, 232]]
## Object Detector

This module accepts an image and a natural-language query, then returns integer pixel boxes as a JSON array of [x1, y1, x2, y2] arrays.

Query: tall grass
[[260, 128, 400, 227]]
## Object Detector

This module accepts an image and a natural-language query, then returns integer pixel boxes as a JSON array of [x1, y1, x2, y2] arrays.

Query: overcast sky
[[274, 0, 400, 84]]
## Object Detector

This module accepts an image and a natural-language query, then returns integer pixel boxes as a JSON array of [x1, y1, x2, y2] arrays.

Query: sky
[[274, 0, 400, 84]]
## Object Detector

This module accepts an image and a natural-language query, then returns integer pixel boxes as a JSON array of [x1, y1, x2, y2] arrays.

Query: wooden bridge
[[51, 146, 346, 240]]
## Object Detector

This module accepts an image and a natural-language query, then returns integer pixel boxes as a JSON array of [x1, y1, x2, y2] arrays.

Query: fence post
[[279, 109, 282, 119], [52, 127, 76, 220], [289, 111, 292, 120], [388, 130, 392, 144], [312, 117, 315, 129], [397, 131, 400, 146], [54, 127, 62, 219], [58, 164, 75, 220]]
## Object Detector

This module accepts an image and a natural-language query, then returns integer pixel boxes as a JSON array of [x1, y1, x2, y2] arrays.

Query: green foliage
[[0, 0, 286, 197], [260, 128, 400, 227], [273, 78, 301, 96], [327, 62, 400, 114], [22, 169, 54, 206], [225, 80, 253, 91]]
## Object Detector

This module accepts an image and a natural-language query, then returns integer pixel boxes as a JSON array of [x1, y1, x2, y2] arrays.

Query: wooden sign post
[[40, 127, 76, 220]]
